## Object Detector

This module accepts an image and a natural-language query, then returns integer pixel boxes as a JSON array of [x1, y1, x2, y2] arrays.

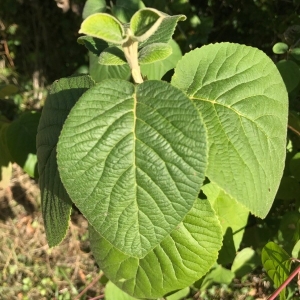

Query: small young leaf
[[130, 8, 164, 41], [79, 13, 125, 44], [89, 198, 222, 299], [290, 47, 300, 61], [277, 60, 300, 93], [112, 0, 145, 23], [262, 242, 292, 299], [57, 79, 208, 258], [139, 14, 186, 48], [99, 46, 127, 65], [141, 39, 182, 80], [172, 42, 288, 218], [139, 43, 172, 64], [272, 42, 289, 54], [36, 75, 95, 247], [82, 0, 106, 20]]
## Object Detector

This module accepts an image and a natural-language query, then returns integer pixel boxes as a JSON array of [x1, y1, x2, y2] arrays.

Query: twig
[[267, 263, 300, 300], [288, 124, 300, 136], [73, 271, 103, 300], [2, 40, 14, 67]]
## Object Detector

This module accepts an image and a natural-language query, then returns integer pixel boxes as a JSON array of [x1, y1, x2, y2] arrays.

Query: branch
[[267, 263, 300, 300]]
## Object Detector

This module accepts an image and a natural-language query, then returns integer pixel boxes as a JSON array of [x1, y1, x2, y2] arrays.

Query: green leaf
[[292, 240, 300, 258], [290, 47, 300, 61], [139, 13, 186, 48], [202, 182, 249, 251], [262, 242, 292, 299], [79, 13, 125, 44], [130, 8, 164, 42], [22, 153, 38, 178], [277, 60, 300, 93], [141, 39, 182, 80], [6, 111, 40, 177], [77, 36, 108, 56], [231, 248, 260, 278], [200, 265, 235, 290], [36, 75, 95, 247], [112, 0, 145, 23], [171, 43, 288, 218], [82, 0, 106, 20], [99, 46, 127, 65], [105, 281, 138, 300], [57, 79, 208, 257], [89, 52, 131, 82], [272, 42, 289, 54], [89, 198, 222, 299], [165, 287, 190, 300], [139, 43, 172, 64]]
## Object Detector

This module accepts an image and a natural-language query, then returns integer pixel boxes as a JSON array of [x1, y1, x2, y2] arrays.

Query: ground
[[0, 164, 103, 300], [0, 164, 286, 300]]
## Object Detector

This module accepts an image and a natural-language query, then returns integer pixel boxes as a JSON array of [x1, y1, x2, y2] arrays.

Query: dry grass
[[0, 164, 103, 300]]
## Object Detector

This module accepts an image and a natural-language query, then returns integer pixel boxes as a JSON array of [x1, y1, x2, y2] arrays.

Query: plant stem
[[122, 37, 143, 84], [267, 263, 300, 300], [73, 271, 104, 300]]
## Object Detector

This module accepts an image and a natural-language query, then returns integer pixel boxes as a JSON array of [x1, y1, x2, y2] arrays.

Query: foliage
[[34, 1, 296, 299], [1, 0, 300, 299]]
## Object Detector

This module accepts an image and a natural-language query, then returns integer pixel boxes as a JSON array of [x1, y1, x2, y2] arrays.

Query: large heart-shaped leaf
[[89, 198, 222, 299], [171, 42, 288, 218], [57, 79, 207, 257], [36, 75, 95, 247]]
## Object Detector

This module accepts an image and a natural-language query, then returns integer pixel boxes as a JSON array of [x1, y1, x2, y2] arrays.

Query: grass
[[1, 165, 298, 300], [0, 164, 103, 300]]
